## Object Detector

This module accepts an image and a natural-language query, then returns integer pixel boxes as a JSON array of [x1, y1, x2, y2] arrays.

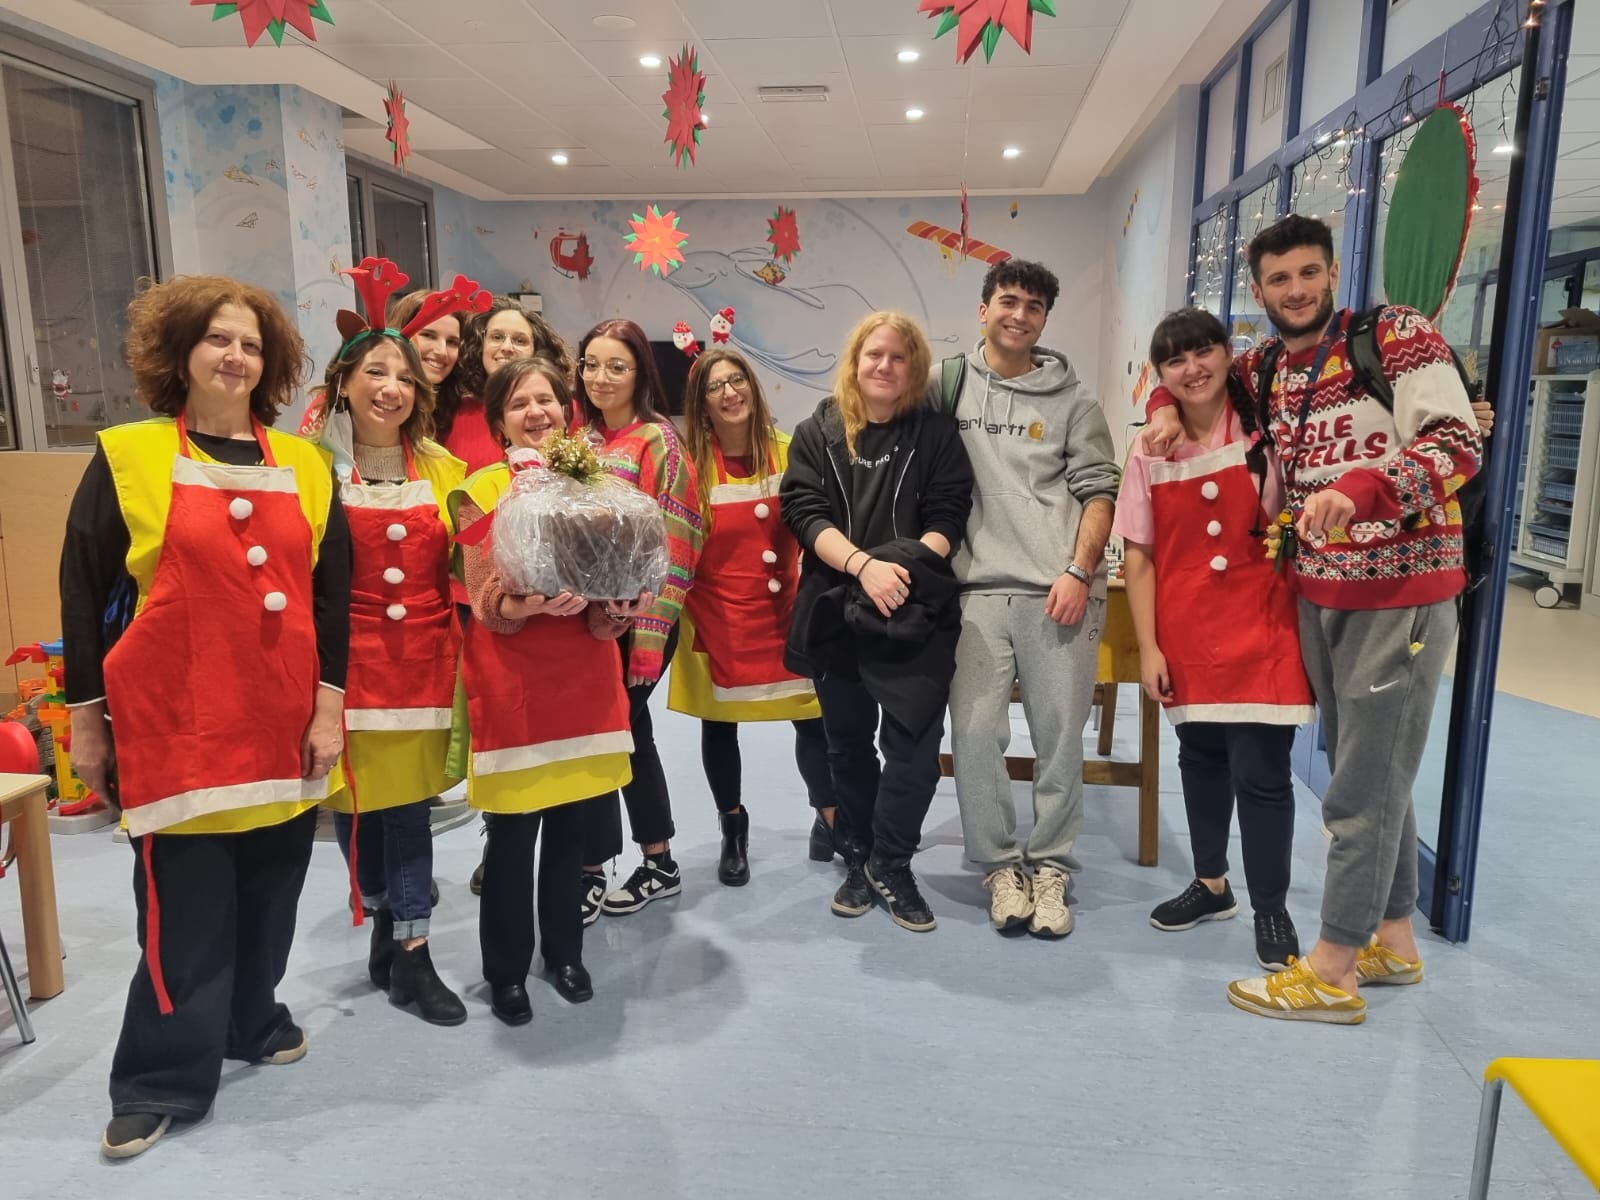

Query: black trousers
[[814, 674, 943, 869], [479, 802, 584, 985], [701, 717, 833, 814], [1175, 721, 1296, 915], [582, 625, 679, 863], [109, 807, 317, 1120]]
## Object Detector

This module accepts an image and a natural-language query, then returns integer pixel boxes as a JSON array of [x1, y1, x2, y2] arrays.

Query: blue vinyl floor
[[2, 687, 1597, 1198]]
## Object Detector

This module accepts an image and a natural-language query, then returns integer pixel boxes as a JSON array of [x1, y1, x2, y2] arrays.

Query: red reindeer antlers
[[400, 273, 493, 338], [336, 256, 411, 343]]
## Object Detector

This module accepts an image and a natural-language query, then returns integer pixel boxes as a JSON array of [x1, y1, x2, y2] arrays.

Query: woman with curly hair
[[60, 275, 351, 1159], [445, 297, 570, 474]]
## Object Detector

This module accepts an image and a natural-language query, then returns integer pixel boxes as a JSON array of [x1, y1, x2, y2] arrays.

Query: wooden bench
[[0, 771, 65, 1001], [939, 581, 1160, 866]]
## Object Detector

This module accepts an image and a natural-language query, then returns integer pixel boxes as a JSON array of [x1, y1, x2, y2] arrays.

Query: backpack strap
[[938, 355, 968, 416], [1252, 339, 1283, 438], [1345, 305, 1394, 411]]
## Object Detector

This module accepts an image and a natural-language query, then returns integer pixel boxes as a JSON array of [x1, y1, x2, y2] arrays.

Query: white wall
[[1301, 0, 1364, 129], [1203, 63, 1240, 198], [1243, 6, 1294, 171], [1382, 0, 1483, 74]]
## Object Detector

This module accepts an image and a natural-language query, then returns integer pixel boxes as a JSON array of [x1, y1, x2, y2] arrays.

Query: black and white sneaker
[[864, 861, 937, 932], [1254, 909, 1301, 971], [600, 856, 681, 916], [1149, 878, 1239, 931], [580, 871, 607, 927]]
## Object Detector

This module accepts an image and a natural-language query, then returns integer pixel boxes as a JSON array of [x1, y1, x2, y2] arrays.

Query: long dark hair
[[573, 318, 670, 427], [456, 297, 571, 401], [683, 348, 777, 520]]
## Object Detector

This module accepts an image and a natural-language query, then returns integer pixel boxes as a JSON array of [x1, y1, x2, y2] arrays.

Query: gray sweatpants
[[950, 591, 1105, 874], [1298, 597, 1456, 948]]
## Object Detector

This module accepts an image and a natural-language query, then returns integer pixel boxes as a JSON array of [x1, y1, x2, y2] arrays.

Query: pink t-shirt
[[1112, 409, 1282, 545]]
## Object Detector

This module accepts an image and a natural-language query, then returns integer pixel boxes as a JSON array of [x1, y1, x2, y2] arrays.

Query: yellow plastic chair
[[1468, 1058, 1600, 1197]]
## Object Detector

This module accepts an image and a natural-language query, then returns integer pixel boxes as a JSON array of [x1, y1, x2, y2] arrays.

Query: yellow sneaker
[[1356, 938, 1424, 986], [1227, 956, 1366, 1025]]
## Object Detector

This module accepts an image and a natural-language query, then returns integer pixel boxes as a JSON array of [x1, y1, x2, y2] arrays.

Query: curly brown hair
[[456, 298, 572, 401], [123, 275, 307, 425], [317, 332, 438, 445]]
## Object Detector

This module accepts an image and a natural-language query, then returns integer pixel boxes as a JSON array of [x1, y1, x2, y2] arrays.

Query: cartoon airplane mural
[[549, 230, 595, 281]]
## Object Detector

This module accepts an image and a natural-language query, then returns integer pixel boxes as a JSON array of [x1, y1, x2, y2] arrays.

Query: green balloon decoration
[[1382, 105, 1479, 321]]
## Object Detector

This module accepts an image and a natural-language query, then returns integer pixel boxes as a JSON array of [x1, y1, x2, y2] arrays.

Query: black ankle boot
[[808, 813, 836, 862], [718, 809, 750, 887], [388, 941, 467, 1026], [367, 909, 395, 990]]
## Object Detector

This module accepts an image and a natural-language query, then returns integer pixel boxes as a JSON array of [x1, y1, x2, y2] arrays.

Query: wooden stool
[[1468, 1057, 1600, 1197], [0, 772, 65, 1003]]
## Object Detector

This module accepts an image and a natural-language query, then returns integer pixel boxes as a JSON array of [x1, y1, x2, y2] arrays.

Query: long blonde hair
[[834, 311, 931, 456], [683, 349, 776, 521]]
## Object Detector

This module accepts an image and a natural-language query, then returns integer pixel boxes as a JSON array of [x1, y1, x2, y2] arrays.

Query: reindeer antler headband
[[335, 256, 493, 357]]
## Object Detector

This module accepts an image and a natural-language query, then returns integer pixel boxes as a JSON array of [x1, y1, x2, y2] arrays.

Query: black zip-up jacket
[[780, 397, 974, 682]]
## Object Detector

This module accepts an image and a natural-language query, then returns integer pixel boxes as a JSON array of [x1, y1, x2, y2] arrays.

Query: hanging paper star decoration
[[766, 206, 801, 264], [918, 0, 1056, 64], [625, 206, 689, 276], [195, 0, 334, 48], [662, 44, 707, 168], [384, 81, 411, 172]]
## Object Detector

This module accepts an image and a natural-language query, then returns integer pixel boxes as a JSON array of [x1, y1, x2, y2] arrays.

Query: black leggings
[[700, 717, 833, 814], [582, 625, 678, 864]]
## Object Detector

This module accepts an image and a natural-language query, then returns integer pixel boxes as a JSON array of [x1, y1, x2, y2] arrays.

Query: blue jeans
[[333, 801, 433, 939]]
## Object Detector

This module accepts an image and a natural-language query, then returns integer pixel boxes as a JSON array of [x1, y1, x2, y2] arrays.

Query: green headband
[[338, 326, 405, 359]]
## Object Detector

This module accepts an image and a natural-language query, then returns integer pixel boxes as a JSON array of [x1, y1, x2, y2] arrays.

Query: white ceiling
[[17, 0, 1265, 200]]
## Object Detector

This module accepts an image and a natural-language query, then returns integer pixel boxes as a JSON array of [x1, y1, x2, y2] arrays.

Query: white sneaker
[[983, 866, 1033, 931], [1029, 865, 1073, 938]]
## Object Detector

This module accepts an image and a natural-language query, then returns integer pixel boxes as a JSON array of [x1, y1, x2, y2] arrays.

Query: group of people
[[58, 213, 1490, 1161]]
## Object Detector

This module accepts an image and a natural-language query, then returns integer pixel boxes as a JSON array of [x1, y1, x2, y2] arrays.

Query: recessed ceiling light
[[551, 153, 569, 165], [905, 107, 924, 120], [897, 49, 920, 63], [1002, 145, 1021, 158], [639, 54, 662, 68], [592, 14, 635, 31]]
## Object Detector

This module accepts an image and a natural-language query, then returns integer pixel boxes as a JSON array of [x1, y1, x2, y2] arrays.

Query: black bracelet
[[844, 549, 866, 576]]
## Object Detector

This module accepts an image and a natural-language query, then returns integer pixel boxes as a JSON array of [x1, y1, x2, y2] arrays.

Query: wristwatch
[[1064, 563, 1092, 585]]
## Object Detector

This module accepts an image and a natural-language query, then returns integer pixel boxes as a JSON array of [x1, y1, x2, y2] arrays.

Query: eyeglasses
[[705, 373, 749, 395], [580, 358, 637, 380], [486, 331, 533, 348]]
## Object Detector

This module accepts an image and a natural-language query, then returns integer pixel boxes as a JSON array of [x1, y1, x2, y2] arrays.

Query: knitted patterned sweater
[[1150, 306, 1482, 610], [589, 417, 703, 681]]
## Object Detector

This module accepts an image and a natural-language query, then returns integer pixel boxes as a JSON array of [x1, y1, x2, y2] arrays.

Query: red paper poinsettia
[[195, 0, 333, 48], [625, 206, 689, 276], [918, 0, 1055, 64], [384, 81, 411, 172], [662, 44, 707, 168], [767, 206, 801, 263]]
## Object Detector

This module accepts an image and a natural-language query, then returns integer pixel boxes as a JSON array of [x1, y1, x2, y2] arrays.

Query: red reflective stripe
[[140, 834, 174, 1016]]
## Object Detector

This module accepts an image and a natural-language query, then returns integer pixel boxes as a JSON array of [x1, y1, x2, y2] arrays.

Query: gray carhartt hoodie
[[950, 339, 1120, 596]]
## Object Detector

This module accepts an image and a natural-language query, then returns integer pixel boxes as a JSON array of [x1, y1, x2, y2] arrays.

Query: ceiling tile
[[528, 0, 695, 44], [968, 65, 1098, 98], [676, 0, 833, 40], [605, 71, 724, 108], [375, 0, 553, 45], [976, 26, 1117, 69], [847, 62, 973, 102], [827, 2, 944, 39], [390, 76, 518, 111], [320, 44, 477, 80], [702, 37, 846, 82], [445, 41, 600, 81], [857, 98, 963, 126], [96, 4, 264, 47]]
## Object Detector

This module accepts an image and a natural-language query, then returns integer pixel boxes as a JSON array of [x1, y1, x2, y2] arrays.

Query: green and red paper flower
[[662, 45, 707, 168], [767, 206, 801, 263], [919, 0, 1055, 64], [625, 206, 689, 276], [195, 0, 333, 48]]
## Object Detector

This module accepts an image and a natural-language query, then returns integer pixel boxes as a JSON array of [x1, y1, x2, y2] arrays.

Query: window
[[1262, 55, 1287, 122], [1191, 208, 1230, 315], [1243, 8, 1293, 170], [346, 156, 434, 291], [0, 46, 165, 450], [1301, 0, 1362, 129], [1382, 0, 1484, 76], [1287, 133, 1359, 249], [1232, 174, 1282, 345]]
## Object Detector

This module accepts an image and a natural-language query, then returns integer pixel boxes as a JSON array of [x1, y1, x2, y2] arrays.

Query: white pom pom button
[[1207, 520, 1222, 537], [383, 567, 405, 585], [263, 591, 287, 612], [229, 497, 254, 520], [387, 603, 407, 621], [246, 545, 268, 566], [386, 522, 408, 542], [761, 550, 777, 564], [754, 502, 770, 519], [1200, 481, 1219, 501], [767, 578, 782, 594], [1210, 555, 1228, 572]]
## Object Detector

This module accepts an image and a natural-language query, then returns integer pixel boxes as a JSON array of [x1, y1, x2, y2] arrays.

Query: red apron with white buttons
[[1148, 436, 1314, 725], [104, 415, 322, 835], [683, 446, 812, 704], [341, 445, 459, 730]]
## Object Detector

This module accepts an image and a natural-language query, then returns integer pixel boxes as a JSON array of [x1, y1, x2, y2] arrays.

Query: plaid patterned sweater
[[590, 417, 703, 681], [1241, 306, 1483, 610]]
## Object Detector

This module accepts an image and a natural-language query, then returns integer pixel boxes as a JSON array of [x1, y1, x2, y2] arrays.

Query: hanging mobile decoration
[[625, 205, 689, 276], [959, 183, 970, 260], [196, 0, 334, 48], [1381, 104, 1478, 321], [384, 81, 411, 172], [662, 44, 707, 167], [766, 206, 801, 264], [919, 0, 1056, 64]]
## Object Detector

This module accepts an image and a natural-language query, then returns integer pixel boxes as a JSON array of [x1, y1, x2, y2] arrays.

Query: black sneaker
[[830, 863, 872, 917], [256, 1023, 307, 1065], [1254, 909, 1301, 971], [580, 872, 607, 927], [864, 861, 937, 932], [101, 1113, 172, 1159], [600, 856, 682, 915], [1149, 878, 1239, 931]]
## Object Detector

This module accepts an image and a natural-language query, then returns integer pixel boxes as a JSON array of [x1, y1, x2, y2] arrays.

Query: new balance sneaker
[[101, 1113, 173, 1159], [1227, 956, 1366, 1025], [1149, 878, 1239, 931], [1356, 938, 1424, 986], [830, 863, 872, 917], [864, 861, 936, 932], [984, 866, 1033, 932], [601, 856, 682, 916], [1254, 910, 1300, 971], [1029, 865, 1073, 938], [580, 871, 607, 927]]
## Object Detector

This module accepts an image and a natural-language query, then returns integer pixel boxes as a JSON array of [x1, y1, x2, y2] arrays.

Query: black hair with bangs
[[1148, 306, 1228, 367]]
